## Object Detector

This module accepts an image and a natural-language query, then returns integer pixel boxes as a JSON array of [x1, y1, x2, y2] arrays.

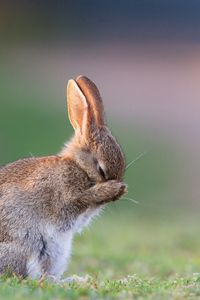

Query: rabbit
[[0, 75, 126, 281]]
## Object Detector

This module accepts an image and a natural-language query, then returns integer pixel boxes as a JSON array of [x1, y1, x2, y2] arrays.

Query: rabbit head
[[61, 75, 125, 185]]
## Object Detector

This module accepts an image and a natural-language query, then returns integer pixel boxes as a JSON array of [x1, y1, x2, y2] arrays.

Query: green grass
[[1, 274, 200, 300], [0, 209, 200, 300]]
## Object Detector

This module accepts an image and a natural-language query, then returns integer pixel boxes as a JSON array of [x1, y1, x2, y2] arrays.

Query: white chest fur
[[73, 207, 101, 233], [27, 225, 73, 279], [27, 207, 101, 279]]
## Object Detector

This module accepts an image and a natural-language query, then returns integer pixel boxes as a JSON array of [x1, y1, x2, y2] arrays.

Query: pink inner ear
[[75, 76, 105, 127], [67, 79, 88, 133]]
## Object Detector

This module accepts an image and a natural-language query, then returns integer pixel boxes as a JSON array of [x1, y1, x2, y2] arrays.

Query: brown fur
[[0, 76, 126, 278]]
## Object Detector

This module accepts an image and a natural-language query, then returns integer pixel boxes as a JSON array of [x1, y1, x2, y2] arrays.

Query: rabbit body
[[0, 76, 126, 279]]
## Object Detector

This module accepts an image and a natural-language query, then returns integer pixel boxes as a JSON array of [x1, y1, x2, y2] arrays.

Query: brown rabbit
[[0, 76, 126, 281]]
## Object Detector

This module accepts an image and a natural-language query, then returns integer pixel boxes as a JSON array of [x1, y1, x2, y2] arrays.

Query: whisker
[[125, 151, 147, 170], [122, 197, 139, 204]]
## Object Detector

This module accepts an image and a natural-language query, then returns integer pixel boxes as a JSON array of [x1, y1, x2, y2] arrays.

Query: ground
[[0, 206, 200, 300]]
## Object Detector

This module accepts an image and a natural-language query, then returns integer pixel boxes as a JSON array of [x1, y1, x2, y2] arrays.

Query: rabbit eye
[[97, 164, 106, 179]]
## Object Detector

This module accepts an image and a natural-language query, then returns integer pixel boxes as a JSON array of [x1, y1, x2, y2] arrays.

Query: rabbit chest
[[27, 224, 73, 279], [27, 208, 100, 279], [72, 207, 101, 233]]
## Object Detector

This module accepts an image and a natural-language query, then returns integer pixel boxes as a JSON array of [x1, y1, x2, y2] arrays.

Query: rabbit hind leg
[[0, 242, 27, 278]]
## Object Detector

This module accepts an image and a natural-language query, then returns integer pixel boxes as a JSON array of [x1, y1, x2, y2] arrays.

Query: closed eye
[[97, 164, 106, 179]]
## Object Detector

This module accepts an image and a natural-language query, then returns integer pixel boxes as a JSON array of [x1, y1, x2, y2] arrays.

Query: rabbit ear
[[75, 76, 105, 127], [67, 79, 88, 134]]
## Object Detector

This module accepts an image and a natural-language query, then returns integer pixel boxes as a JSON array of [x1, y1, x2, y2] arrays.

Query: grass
[[0, 208, 200, 300], [1, 274, 200, 300]]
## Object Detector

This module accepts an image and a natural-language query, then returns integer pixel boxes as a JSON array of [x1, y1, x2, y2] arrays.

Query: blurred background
[[1, 0, 200, 278]]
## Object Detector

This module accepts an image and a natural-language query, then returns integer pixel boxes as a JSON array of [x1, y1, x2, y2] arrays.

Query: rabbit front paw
[[95, 180, 127, 204]]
